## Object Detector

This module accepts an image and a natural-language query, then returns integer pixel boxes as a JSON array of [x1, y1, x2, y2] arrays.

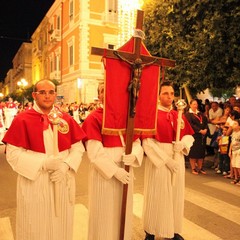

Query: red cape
[[3, 108, 86, 153], [142, 109, 194, 143], [82, 108, 139, 147]]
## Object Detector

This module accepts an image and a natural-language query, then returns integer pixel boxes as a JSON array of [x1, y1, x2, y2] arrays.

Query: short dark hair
[[230, 110, 239, 119], [97, 82, 104, 95], [190, 99, 198, 105], [159, 81, 173, 93], [235, 119, 240, 126]]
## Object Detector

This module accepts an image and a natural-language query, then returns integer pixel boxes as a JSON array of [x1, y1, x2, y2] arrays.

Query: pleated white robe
[[142, 136, 193, 238], [6, 127, 85, 240], [86, 139, 143, 240]]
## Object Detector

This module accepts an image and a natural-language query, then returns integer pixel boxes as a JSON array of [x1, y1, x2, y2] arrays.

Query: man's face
[[32, 80, 56, 114], [159, 85, 174, 109], [98, 84, 104, 104], [211, 103, 218, 112]]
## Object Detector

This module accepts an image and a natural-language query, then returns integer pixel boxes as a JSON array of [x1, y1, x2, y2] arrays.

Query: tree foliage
[[142, 0, 240, 97]]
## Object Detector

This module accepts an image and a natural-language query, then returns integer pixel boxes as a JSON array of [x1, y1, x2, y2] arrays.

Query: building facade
[[2, 0, 142, 104], [3, 42, 32, 97]]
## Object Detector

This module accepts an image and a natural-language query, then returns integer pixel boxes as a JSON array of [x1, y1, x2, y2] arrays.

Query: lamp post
[[17, 78, 28, 107]]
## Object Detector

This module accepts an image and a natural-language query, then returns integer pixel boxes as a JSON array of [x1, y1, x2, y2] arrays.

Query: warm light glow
[[17, 78, 28, 87], [0, 93, 3, 98], [77, 78, 83, 89], [236, 85, 240, 98], [119, 0, 142, 11], [118, 0, 143, 47]]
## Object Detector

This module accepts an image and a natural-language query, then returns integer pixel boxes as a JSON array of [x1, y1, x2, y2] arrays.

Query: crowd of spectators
[[1, 95, 240, 184], [183, 96, 240, 186]]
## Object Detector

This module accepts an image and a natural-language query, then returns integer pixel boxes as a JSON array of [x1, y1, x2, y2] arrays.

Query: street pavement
[[1, 145, 240, 240]]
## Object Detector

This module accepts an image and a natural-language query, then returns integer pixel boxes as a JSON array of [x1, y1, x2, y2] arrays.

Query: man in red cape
[[82, 83, 143, 240], [142, 81, 194, 240], [3, 79, 86, 240]]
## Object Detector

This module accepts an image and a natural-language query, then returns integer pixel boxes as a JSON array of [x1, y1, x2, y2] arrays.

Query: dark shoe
[[173, 233, 184, 240], [145, 231, 155, 240], [231, 179, 239, 184]]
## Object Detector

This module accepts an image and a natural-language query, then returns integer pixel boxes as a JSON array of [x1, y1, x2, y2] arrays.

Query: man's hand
[[122, 153, 136, 166], [43, 155, 62, 171], [173, 141, 185, 152], [50, 162, 69, 183], [166, 159, 179, 173], [114, 168, 130, 184]]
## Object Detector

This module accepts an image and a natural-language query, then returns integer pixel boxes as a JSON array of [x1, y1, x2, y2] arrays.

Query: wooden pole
[[119, 10, 144, 240], [90, 10, 175, 239]]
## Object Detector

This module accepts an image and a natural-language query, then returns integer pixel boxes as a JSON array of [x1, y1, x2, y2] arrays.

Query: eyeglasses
[[35, 90, 56, 96]]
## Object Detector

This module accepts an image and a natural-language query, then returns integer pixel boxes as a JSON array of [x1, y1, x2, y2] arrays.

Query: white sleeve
[[85, 140, 119, 179], [130, 138, 144, 167], [6, 144, 47, 181], [63, 141, 85, 172], [142, 138, 171, 168], [180, 135, 195, 156]]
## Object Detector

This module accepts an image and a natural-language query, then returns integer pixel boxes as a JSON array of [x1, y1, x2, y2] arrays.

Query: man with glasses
[[3, 79, 86, 240]]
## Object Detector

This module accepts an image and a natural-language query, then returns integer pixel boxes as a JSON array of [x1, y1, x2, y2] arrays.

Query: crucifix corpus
[[91, 9, 175, 240]]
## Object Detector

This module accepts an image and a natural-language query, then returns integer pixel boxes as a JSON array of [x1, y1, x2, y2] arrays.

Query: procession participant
[[4, 97, 17, 129], [24, 101, 33, 111], [142, 81, 194, 240], [0, 101, 5, 144], [3, 79, 86, 240], [82, 83, 143, 240], [185, 99, 209, 175], [72, 102, 80, 124]]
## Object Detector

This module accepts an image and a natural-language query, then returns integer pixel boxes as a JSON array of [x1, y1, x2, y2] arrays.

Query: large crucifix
[[91, 9, 175, 240]]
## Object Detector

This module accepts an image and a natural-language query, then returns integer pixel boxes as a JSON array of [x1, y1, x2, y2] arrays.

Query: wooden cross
[[91, 9, 175, 240]]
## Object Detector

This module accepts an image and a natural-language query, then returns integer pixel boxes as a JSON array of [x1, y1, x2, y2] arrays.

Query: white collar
[[33, 100, 54, 115], [158, 104, 173, 112], [189, 108, 199, 114]]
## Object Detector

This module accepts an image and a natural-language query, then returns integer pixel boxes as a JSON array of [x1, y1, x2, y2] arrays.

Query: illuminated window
[[109, 0, 118, 13], [106, 0, 118, 23]]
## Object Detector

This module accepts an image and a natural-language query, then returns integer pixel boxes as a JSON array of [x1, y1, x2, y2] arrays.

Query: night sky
[[0, 0, 55, 81]]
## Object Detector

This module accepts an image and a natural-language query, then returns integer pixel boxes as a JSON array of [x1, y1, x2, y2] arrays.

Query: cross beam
[[91, 11, 175, 69]]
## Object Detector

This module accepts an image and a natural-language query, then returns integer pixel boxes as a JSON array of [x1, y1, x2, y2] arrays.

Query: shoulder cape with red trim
[[3, 108, 86, 153]]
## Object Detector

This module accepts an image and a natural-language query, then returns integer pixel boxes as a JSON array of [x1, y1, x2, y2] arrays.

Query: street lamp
[[17, 78, 28, 107], [17, 78, 28, 88]]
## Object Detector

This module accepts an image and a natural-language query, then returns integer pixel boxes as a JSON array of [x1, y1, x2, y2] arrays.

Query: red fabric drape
[[102, 37, 160, 135]]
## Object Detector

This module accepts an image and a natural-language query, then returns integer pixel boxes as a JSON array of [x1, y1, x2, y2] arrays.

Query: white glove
[[173, 141, 185, 152], [122, 153, 136, 166], [50, 162, 70, 183], [43, 155, 62, 171], [165, 159, 179, 173], [114, 168, 130, 184]]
